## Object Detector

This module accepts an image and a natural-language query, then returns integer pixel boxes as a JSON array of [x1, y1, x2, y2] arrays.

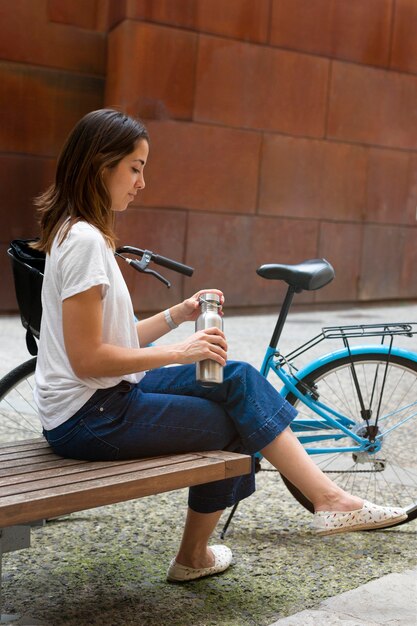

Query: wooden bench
[[0, 438, 251, 621]]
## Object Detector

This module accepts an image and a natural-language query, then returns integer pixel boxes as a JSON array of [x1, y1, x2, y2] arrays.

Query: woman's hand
[[137, 289, 224, 347], [171, 289, 225, 325], [174, 327, 227, 366]]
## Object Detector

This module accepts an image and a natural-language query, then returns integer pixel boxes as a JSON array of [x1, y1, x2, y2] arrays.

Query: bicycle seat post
[[268, 285, 301, 349]]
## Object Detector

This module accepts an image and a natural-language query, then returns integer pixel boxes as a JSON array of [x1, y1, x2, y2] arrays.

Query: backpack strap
[[26, 327, 38, 356]]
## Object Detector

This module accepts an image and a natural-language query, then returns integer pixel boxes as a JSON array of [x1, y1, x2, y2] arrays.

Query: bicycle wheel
[[0, 357, 41, 443], [282, 352, 417, 526]]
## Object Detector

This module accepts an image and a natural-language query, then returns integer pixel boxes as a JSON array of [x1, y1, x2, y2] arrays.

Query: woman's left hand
[[173, 289, 224, 324]]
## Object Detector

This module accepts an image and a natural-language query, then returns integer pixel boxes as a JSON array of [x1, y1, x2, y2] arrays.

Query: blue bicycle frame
[[260, 344, 417, 456]]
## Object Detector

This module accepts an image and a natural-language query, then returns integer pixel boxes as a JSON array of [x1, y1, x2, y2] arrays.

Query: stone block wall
[[1, 0, 416, 313]]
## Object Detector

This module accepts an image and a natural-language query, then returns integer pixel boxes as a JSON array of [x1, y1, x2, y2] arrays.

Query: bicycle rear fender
[[279, 344, 417, 399]]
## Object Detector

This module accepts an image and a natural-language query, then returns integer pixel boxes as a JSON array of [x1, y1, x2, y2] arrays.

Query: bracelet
[[163, 308, 179, 330]]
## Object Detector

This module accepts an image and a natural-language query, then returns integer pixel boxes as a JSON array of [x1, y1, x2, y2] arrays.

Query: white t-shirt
[[34, 221, 144, 430]]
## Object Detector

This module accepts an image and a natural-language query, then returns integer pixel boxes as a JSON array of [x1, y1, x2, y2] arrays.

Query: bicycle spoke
[[1, 395, 38, 432], [0, 359, 40, 443]]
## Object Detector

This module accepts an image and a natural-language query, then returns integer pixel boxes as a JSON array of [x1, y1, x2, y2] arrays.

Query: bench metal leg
[[0, 527, 46, 625]]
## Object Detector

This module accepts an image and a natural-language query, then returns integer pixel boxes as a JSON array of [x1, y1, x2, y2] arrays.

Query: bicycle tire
[[0, 357, 40, 443], [281, 352, 417, 527]]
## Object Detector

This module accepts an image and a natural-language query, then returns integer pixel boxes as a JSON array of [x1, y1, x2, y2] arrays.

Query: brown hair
[[33, 109, 149, 253]]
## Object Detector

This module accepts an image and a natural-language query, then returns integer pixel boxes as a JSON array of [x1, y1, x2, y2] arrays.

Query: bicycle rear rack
[[281, 322, 417, 365], [322, 323, 417, 339]]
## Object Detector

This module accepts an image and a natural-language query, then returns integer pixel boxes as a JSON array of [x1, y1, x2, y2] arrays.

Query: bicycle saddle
[[256, 258, 335, 291]]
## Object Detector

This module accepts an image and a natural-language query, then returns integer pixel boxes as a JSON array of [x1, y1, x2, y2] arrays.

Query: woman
[[33, 109, 406, 583]]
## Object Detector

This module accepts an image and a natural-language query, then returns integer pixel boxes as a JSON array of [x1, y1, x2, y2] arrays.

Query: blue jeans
[[44, 361, 297, 513]]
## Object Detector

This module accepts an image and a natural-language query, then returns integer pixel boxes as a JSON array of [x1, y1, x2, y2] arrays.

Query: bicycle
[[2, 244, 417, 530]]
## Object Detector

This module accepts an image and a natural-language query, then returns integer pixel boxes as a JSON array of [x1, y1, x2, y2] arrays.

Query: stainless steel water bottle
[[195, 293, 224, 386]]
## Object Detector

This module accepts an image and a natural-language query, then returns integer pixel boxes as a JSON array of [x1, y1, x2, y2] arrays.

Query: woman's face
[[103, 139, 149, 212]]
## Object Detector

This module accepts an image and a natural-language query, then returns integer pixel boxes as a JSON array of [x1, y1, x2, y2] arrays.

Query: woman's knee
[[225, 360, 260, 382]]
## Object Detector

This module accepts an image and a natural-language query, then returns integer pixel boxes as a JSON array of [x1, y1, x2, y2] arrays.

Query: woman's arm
[[136, 289, 224, 346], [62, 286, 227, 378]]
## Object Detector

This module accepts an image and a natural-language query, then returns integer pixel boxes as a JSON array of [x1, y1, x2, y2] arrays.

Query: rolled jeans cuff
[[245, 402, 298, 454], [188, 464, 256, 513]]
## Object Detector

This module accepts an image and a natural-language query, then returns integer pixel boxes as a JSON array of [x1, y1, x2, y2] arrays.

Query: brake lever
[[115, 252, 171, 288], [141, 267, 171, 288]]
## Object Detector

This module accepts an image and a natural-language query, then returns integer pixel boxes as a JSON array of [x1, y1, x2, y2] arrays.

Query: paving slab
[[269, 566, 417, 626]]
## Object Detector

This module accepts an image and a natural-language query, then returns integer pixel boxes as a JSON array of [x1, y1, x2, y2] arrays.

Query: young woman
[[33, 109, 406, 583]]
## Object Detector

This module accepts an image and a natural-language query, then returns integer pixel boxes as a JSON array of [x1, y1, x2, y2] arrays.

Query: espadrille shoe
[[167, 545, 232, 582], [313, 500, 407, 536]]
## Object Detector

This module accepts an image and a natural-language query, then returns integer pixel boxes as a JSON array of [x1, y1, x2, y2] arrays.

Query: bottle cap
[[199, 293, 221, 304]]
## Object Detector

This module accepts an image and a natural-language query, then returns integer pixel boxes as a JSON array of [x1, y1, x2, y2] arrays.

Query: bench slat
[[0, 449, 56, 464], [0, 452, 209, 480], [0, 453, 218, 492], [0, 457, 86, 478], [0, 440, 56, 463], [0, 451, 251, 527], [0, 438, 48, 452]]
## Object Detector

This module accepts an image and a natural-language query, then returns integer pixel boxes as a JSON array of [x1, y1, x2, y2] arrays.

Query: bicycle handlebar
[[116, 246, 194, 277]]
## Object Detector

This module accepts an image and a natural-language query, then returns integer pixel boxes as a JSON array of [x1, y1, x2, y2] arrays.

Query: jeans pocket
[[47, 419, 119, 461], [91, 381, 132, 420], [45, 420, 82, 448]]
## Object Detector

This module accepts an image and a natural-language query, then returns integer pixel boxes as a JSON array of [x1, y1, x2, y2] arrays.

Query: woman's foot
[[313, 500, 408, 536], [314, 491, 363, 513], [166, 545, 233, 582], [174, 546, 215, 570]]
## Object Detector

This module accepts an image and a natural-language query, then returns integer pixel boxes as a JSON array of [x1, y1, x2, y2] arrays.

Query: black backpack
[[8, 239, 45, 356]]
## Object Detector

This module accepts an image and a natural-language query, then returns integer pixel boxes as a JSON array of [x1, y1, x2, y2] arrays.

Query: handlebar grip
[[152, 253, 194, 277], [116, 246, 194, 277]]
